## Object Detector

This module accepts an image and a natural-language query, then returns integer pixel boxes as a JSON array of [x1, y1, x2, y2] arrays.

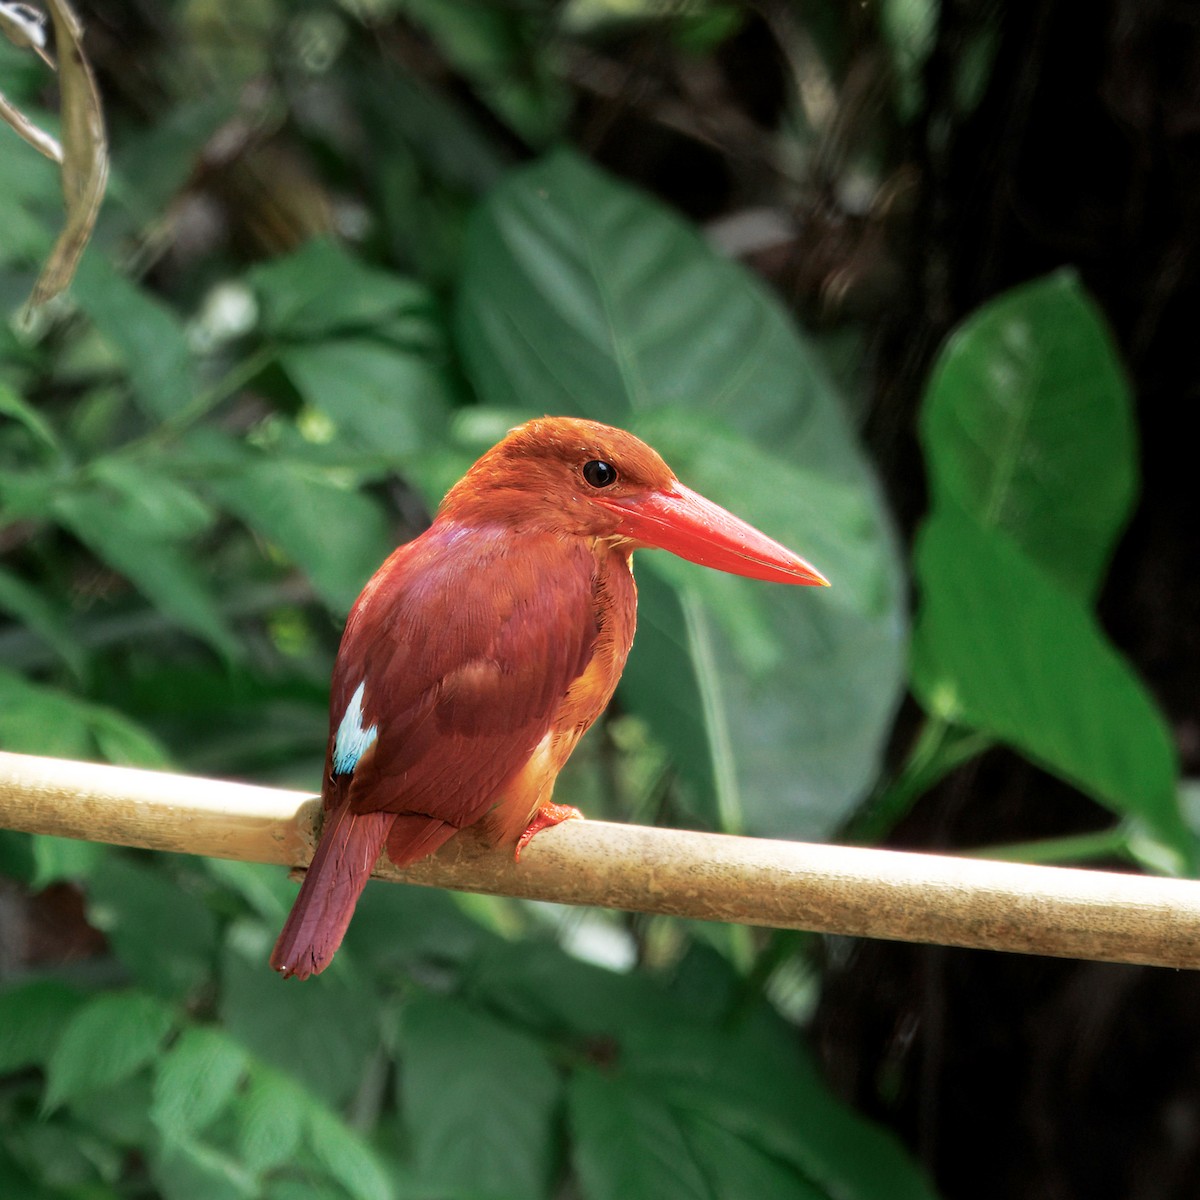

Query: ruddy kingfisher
[[271, 417, 828, 978]]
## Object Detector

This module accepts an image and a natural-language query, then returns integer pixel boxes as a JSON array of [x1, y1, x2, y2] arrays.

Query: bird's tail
[[270, 801, 393, 980]]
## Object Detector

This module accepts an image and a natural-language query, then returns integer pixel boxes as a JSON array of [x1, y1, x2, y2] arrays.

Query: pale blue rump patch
[[332, 681, 378, 775]]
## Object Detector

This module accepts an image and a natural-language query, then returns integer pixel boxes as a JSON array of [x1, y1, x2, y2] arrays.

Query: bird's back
[[322, 521, 637, 858]]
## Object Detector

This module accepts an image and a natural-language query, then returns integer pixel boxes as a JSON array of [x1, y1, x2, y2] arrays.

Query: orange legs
[[515, 803, 583, 860]]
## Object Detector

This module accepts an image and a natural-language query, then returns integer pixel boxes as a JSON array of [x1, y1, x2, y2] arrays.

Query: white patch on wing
[[332, 680, 378, 775]]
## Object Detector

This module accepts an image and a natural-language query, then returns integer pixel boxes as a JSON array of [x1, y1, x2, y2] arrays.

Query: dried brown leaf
[[27, 0, 108, 308]]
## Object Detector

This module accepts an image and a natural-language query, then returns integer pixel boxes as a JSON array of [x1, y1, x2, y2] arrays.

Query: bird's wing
[[322, 525, 600, 830]]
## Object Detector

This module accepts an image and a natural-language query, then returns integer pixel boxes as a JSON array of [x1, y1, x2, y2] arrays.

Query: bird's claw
[[515, 803, 583, 861]]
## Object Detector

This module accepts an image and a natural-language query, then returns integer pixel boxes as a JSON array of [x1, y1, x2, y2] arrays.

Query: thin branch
[[2, 750, 1199, 970]]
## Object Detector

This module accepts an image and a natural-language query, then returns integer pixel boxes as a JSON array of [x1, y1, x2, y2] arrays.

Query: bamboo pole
[[2, 750, 1198, 969]]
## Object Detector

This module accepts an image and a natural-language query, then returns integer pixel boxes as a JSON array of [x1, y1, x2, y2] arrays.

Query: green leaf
[[218, 938, 381, 1107], [0, 668, 96, 758], [0, 668, 169, 765], [53, 483, 237, 659], [616, 564, 726, 825], [236, 1069, 306, 1173], [0, 980, 86, 1073], [189, 433, 393, 613], [912, 506, 1185, 856], [151, 1027, 247, 1141], [72, 254, 197, 421], [456, 150, 906, 838], [150, 1137, 259, 1200], [250, 238, 433, 338], [280, 338, 451, 457], [306, 1103, 393, 1200], [30, 835, 104, 887], [921, 271, 1136, 601], [398, 0, 567, 145], [0, 381, 62, 454], [0, 566, 86, 677], [44, 991, 175, 1109], [86, 856, 219, 997], [569, 1071, 715, 1200], [398, 995, 560, 1199]]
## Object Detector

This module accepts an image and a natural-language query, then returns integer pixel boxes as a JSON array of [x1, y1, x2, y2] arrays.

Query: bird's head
[[438, 416, 829, 587]]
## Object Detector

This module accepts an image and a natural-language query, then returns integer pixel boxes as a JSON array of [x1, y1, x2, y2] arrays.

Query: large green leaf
[[921, 271, 1136, 601], [398, 994, 560, 1200], [616, 563, 725, 823], [911, 507, 1185, 856], [455, 150, 906, 837]]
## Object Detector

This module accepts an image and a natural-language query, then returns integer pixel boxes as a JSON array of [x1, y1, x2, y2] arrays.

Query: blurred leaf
[[219, 938, 381, 1107], [399, 0, 567, 146], [150, 1137, 258, 1200], [28, 0, 109, 307], [280, 338, 451, 458], [4, 1116, 120, 1192], [151, 1027, 247, 1142], [0, 979, 86, 1073], [236, 1069, 306, 1173], [45, 990, 175, 1109], [879, 0, 937, 119], [0, 668, 169, 764], [340, 876, 495, 970], [569, 1070, 718, 1200], [71, 254, 195, 420], [53, 480, 237, 659], [0, 381, 62, 453], [29, 834, 103, 886], [912, 506, 1186, 858], [398, 994, 560, 1199], [87, 706, 174, 768], [306, 1102, 393, 1200], [251, 238, 432, 339], [479, 940, 935, 1200], [187, 431, 393, 613], [90, 457, 216, 539], [87, 856, 219, 998], [0, 1147, 47, 1200], [115, 96, 234, 220], [0, 565, 84, 677], [202, 858, 293, 925], [921, 271, 1136, 600], [0, 107, 61, 266], [617, 564, 724, 824], [457, 150, 906, 838]]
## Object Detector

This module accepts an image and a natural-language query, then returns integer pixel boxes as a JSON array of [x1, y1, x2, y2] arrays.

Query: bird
[[271, 416, 828, 979]]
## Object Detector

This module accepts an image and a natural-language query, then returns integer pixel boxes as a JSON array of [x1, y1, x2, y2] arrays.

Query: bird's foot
[[515, 804, 583, 861]]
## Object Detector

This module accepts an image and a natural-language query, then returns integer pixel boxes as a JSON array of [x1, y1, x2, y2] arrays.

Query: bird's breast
[[483, 543, 638, 844]]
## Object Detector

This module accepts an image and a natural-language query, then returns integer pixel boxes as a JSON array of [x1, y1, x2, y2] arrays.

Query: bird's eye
[[582, 459, 618, 488]]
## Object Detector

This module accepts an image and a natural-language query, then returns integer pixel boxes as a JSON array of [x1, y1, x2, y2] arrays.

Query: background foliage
[[2, 2, 1197, 1198]]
